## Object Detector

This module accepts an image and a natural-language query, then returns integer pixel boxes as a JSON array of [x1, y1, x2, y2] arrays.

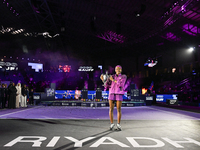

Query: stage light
[[188, 47, 194, 52], [172, 68, 176, 73]]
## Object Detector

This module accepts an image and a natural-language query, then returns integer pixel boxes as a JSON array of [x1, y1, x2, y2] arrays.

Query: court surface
[[0, 106, 200, 150]]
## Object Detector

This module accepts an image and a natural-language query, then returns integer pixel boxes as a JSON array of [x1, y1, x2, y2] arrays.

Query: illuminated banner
[[46, 89, 55, 97], [156, 94, 178, 102], [55, 90, 128, 100], [78, 66, 94, 71], [33, 95, 40, 100], [0, 62, 18, 70], [58, 65, 71, 72], [28, 62, 43, 72]]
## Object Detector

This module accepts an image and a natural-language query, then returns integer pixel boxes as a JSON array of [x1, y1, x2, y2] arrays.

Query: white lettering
[[33, 96, 40, 99], [162, 137, 200, 148], [65, 137, 95, 147], [90, 137, 130, 147], [127, 137, 165, 148], [4, 136, 47, 147], [46, 136, 60, 147], [156, 98, 164, 101], [146, 96, 153, 100]]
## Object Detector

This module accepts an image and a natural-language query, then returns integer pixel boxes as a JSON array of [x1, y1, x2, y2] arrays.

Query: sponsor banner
[[0, 61, 18, 71], [146, 96, 153, 101], [46, 88, 55, 97], [33, 95, 40, 100], [166, 99, 178, 105], [78, 66, 94, 71], [52, 103, 62, 106], [96, 103, 108, 107], [126, 103, 134, 107], [55, 90, 127, 100], [156, 94, 178, 102], [131, 89, 140, 97]]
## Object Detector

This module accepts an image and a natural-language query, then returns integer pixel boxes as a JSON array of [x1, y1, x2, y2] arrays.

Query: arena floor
[[0, 106, 200, 150]]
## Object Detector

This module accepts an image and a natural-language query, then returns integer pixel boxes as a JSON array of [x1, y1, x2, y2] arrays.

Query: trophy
[[101, 71, 111, 86]]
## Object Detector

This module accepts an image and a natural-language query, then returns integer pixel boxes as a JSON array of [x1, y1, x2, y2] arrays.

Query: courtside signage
[[3, 136, 200, 148]]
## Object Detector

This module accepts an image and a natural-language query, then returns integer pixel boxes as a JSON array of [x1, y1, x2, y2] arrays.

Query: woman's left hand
[[110, 76, 116, 82]]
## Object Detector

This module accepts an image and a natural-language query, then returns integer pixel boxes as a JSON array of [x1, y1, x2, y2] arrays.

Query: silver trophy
[[101, 71, 111, 86]]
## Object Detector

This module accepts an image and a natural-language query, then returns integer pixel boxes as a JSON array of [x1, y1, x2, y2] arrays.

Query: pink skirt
[[108, 94, 123, 101]]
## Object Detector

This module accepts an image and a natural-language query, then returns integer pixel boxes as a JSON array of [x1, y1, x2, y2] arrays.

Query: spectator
[[21, 84, 27, 107], [29, 89, 34, 105], [16, 83, 21, 108], [1, 84, 6, 109], [8, 82, 17, 109]]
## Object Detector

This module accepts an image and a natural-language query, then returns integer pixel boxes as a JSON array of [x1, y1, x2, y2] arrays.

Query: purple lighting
[[162, 0, 197, 28], [97, 31, 126, 43], [182, 24, 199, 36], [161, 32, 181, 42], [181, 5, 186, 12]]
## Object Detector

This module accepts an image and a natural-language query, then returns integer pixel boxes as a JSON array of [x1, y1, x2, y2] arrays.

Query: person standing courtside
[[0, 84, 2, 109], [26, 86, 29, 105], [8, 82, 17, 109], [1, 84, 6, 109], [5, 84, 8, 108], [29, 89, 34, 105], [16, 83, 21, 108], [21, 84, 27, 107]]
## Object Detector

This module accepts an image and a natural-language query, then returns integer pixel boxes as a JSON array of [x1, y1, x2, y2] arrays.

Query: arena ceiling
[[0, 0, 200, 61]]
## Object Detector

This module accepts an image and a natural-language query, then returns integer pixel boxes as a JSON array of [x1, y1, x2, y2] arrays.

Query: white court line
[[147, 106, 200, 120], [0, 106, 41, 117]]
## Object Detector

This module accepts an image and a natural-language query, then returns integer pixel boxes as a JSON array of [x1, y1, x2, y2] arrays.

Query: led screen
[[156, 94, 178, 102], [55, 90, 128, 100], [58, 65, 71, 72], [28, 62, 43, 72]]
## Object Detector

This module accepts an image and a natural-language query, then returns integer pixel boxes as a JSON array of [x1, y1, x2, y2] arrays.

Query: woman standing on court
[[100, 65, 127, 131]]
